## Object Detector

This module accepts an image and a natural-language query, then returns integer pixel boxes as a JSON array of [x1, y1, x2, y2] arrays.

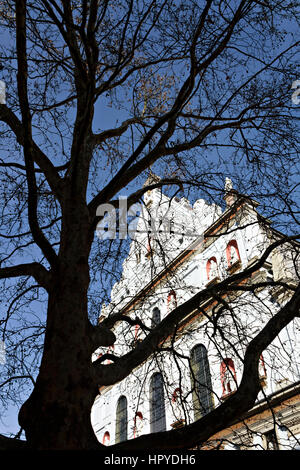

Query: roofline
[[100, 195, 262, 322]]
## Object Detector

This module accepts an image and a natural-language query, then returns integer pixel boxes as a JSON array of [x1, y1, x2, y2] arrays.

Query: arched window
[[102, 431, 110, 445], [206, 257, 218, 281], [190, 344, 213, 420], [150, 373, 166, 433], [220, 358, 237, 397], [171, 387, 182, 403], [151, 307, 161, 328], [167, 290, 177, 313], [134, 324, 140, 341], [115, 396, 128, 443], [226, 240, 240, 267], [133, 411, 143, 438]]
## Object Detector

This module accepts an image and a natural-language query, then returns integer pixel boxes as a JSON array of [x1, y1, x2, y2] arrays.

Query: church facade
[[91, 177, 300, 450]]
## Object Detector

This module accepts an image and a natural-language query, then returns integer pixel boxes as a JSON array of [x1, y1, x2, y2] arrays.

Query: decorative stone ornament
[[0, 80, 6, 104]]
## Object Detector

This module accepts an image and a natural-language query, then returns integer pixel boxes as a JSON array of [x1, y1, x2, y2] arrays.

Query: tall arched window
[[115, 396, 128, 443], [150, 373, 166, 433], [190, 344, 214, 420], [151, 307, 161, 328], [226, 240, 240, 267], [167, 290, 177, 313]]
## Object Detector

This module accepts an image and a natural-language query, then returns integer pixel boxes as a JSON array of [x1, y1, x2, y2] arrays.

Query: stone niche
[[271, 245, 298, 284]]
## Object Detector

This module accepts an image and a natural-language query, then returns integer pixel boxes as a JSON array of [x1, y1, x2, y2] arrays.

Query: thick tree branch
[[88, 323, 116, 352], [16, 0, 58, 268], [94, 234, 299, 386], [0, 263, 51, 290], [0, 434, 27, 450], [0, 158, 69, 174], [88, 1, 253, 216], [0, 104, 65, 195], [92, 117, 144, 146], [114, 283, 300, 450], [41, 0, 88, 85]]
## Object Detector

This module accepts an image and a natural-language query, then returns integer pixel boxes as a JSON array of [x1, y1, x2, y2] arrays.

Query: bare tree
[[0, 0, 299, 450]]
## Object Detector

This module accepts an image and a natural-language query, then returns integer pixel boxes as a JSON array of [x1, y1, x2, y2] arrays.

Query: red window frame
[[206, 256, 218, 280], [102, 431, 110, 445], [171, 387, 182, 403], [220, 358, 237, 396], [167, 290, 177, 313], [226, 240, 240, 267]]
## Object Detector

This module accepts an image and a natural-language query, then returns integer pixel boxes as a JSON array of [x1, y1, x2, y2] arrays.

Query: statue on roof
[[0, 80, 6, 104], [224, 177, 238, 207], [143, 170, 161, 188], [225, 177, 233, 192]]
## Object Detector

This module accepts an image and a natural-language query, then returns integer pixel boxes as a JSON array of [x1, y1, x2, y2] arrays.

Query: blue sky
[[0, 1, 299, 439]]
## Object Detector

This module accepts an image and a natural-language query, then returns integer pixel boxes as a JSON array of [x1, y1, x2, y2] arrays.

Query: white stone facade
[[91, 180, 300, 450]]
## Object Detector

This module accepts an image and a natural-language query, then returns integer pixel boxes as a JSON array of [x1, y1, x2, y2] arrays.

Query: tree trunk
[[18, 262, 100, 449]]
